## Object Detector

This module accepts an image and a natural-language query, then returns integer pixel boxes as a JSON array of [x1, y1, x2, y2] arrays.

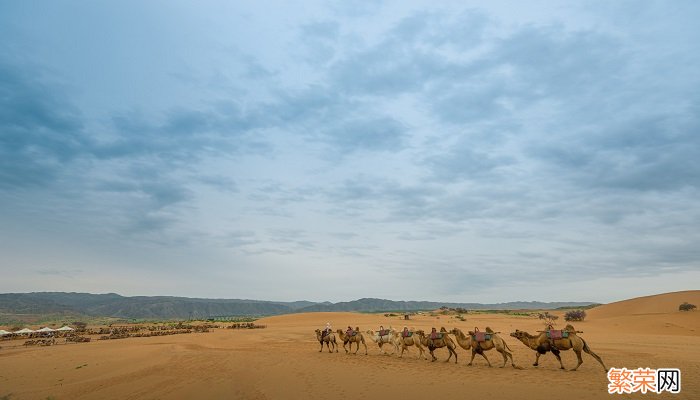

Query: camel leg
[[363, 339, 368, 355], [445, 348, 453, 363], [429, 348, 437, 362], [319, 341, 323, 352], [570, 349, 584, 371], [582, 340, 607, 372], [451, 347, 458, 364], [498, 348, 508, 367], [479, 350, 492, 367], [400, 345, 406, 358], [551, 348, 566, 370], [467, 349, 476, 366], [533, 352, 541, 366]]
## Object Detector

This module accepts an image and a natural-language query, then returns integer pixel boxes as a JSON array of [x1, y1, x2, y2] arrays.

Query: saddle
[[321, 329, 331, 338], [379, 329, 389, 336], [472, 332, 491, 342], [546, 329, 569, 340], [429, 332, 443, 340], [346, 330, 357, 337], [402, 331, 413, 338]]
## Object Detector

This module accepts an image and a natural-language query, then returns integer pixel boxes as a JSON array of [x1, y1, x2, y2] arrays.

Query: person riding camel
[[322, 322, 332, 337], [346, 325, 354, 336]]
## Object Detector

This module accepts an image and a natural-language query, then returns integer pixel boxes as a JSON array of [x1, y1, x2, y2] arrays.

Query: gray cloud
[[0, 61, 88, 188]]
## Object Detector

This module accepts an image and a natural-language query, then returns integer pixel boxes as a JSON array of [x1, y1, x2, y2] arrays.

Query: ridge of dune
[[587, 290, 700, 319]]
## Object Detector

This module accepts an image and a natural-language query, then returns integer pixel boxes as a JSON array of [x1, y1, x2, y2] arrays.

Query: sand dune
[[1, 293, 699, 399], [587, 290, 700, 318]]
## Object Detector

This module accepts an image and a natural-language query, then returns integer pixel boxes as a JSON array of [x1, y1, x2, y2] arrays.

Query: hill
[[0, 292, 299, 320], [296, 298, 595, 312], [0, 292, 596, 321], [587, 290, 700, 319]]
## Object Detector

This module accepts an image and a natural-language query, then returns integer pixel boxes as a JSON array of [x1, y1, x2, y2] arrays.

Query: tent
[[56, 326, 75, 331], [0, 329, 11, 336], [14, 328, 34, 334], [36, 327, 55, 332]]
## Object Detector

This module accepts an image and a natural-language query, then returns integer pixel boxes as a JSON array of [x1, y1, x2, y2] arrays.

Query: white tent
[[37, 327, 55, 332], [14, 328, 34, 334], [56, 326, 75, 331], [0, 329, 11, 336]]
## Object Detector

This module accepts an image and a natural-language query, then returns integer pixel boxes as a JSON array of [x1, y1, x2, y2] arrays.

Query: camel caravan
[[314, 323, 607, 372]]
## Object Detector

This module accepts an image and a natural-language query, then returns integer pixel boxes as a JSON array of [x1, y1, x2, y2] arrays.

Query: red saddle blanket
[[547, 330, 569, 340], [402, 331, 413, 338], [346, 330, 357, 337], [430, 332, 443, 340], [472, 332, 492, 342], [379, 330, 389, 336]]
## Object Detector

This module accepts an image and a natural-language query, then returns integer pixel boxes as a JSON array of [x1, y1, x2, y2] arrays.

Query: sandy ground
[[1, 291, 698, 400]]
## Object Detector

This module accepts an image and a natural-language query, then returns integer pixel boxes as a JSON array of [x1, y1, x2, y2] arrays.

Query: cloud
[[0, 61, 88, 188]]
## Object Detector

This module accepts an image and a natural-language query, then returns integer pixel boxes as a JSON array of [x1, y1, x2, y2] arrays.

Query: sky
[[1, 1, 699, 303]]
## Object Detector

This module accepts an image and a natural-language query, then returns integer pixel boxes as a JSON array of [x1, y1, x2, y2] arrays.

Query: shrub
[[679, 302, 697, 312], [564, 309, 587, 321], [72, 321, 88, 332]]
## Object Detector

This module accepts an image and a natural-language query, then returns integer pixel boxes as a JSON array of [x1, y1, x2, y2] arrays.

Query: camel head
[[449, 327, 460, 335], [485, 327, 494, 333], [565, 324, 575, 332], [440, 327, 448, 333], [315, 329, 321, 334], [510, 329, 527, 339]]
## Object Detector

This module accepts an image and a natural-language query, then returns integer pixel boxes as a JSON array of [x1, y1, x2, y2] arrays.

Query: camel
[[336, 328, 368, 355], [397, 330, 428, 360], [315, 329, 338, 353], [510, 324, 607, 371], [450, 327, 520, 368], [415, 329, 458, 363], [365, 329, 399, 354]]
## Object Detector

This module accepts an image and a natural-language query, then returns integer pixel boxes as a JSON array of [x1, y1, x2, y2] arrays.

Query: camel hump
[[485, 327, 494, 333]]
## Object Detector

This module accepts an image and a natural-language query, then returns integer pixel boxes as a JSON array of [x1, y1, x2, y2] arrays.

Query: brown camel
[[336, 328, 368, 355], [450, 327, 520, 368], [365, 329, 400, 354], [415, 329, 458, 363], [397, 330, 428, 360], [315, 329, 338, 353], [510, 324, 607, 371]]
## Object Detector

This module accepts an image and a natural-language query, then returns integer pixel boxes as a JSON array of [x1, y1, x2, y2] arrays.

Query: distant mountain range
[[0, 292, 597, 320]]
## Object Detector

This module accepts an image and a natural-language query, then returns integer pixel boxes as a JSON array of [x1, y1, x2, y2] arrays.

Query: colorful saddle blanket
[[346, 330, 357, 337], [430, 332, 443, 340], [402, 331, 413, 338], [379, 329, 389, 336], [547, 330, 569, 340], [472, 332, 492, 342]]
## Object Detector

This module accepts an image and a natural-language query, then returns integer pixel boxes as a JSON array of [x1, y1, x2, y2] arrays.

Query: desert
[[1, 291, 698, 399]]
